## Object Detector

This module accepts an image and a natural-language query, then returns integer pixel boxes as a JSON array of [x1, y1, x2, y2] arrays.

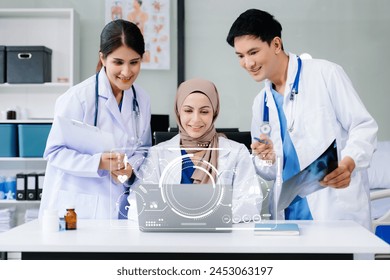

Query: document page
[[56, 116, 115, 154]]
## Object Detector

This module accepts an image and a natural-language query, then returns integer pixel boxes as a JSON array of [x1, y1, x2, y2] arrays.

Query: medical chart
[[56, 116, 116, 155], [277, 140, 338, 211], [105, 0, 170, 70]]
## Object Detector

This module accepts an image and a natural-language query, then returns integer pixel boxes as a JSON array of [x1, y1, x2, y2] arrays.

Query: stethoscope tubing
[[261, 57, 302, 133], [94, 71, 139, 127]]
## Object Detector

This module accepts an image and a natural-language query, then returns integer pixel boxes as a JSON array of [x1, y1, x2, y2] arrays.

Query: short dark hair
[[96, 19, 145, 71], [226, 9, 282, 47]]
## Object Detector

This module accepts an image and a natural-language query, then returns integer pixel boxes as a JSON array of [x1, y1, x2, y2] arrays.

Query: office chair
[[217, 128, 240, 132], [168, 127, 178, 132], [222, 131, 251, 150], [150, 114, 170, 140], [153, 131, 178, 145]]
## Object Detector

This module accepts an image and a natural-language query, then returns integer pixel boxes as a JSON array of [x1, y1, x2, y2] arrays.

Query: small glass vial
[[65, 208, 77, 230]]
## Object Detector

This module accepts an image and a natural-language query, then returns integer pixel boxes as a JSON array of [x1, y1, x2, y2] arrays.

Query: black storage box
[[0, 45, 5, 83], [6, 46, 52, 84]]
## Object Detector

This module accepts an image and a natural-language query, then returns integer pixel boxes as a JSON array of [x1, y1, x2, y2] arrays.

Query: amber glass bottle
[[65, 208, 77, 230]]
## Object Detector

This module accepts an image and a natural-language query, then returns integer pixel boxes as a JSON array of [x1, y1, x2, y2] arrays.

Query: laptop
[[133, 183, 233, 232]]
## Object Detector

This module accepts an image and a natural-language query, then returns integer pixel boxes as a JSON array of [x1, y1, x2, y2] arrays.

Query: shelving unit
[[0, 8, 80, 119], [0, 200, 41, 227], [0, 8, 80, 227], [0, 157, 45, 227], [0, 119, 52, 124], [0, 157, 47, 171]]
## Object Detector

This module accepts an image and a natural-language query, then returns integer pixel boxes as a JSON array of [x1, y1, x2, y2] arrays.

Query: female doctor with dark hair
[[39, 19, 152, 220], [127, 78, 263, 222]]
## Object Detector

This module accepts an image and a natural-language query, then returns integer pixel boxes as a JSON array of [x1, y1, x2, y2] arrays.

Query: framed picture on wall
[[105, 0, 170, 70]]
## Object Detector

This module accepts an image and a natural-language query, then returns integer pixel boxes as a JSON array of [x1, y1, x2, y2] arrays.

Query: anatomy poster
[[105, 0, 170, 70]]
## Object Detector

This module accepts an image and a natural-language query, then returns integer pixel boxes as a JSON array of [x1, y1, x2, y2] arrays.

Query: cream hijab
[[175, 78, 221, 184]]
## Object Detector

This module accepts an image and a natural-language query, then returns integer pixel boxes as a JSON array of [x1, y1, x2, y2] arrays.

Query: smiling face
[[233, 35, 282, 83], [179, 93, 214, 139], [100, 45, 142, 96]]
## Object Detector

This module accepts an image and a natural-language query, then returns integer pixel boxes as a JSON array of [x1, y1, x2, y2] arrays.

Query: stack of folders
[[254, 222, 300, 236], [0, 207, 16, 232], [25, 208, 39, 223], [16, 173, 45, 201]]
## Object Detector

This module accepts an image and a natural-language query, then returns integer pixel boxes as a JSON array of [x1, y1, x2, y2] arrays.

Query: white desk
[[0, 219, 389, 260]]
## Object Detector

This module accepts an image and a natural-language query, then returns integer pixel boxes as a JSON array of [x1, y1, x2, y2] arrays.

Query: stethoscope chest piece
[[260, 122, 271, 135]]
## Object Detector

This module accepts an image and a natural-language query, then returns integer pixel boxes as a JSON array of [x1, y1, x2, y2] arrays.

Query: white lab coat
[[39, 68, 152, 219], [127, 135, 263, 222], [251, 53, 378, 229]]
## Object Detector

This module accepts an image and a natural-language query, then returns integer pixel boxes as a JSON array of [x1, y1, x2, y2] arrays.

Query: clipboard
[[56, 116, 115, 154]]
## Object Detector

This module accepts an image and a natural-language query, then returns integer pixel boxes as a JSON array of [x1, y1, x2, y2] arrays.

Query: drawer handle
[[17, 53, 32, 59]]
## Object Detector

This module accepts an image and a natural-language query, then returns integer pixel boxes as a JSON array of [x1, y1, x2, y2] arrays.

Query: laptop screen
[[125, 144, 264, 231], [133, 183, 233, 232]]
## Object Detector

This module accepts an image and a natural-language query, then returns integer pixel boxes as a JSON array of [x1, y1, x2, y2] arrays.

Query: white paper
[[56, 116, 115, 154]]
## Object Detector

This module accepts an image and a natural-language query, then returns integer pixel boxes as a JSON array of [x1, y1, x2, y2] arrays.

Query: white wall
[[1, 0, 389, 140], [185, 0, 390, 140]]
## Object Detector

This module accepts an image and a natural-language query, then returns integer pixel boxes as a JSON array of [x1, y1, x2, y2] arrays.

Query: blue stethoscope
[[94, 71, 140, 127], [260, 57, 302, 135]]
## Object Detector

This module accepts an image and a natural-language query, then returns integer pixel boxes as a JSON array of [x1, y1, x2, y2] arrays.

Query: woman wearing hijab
[[128, 78, 263, 222]]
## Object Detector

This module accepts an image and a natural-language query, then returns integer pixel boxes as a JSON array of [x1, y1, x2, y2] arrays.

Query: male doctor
[[226, 9, 378, 229]]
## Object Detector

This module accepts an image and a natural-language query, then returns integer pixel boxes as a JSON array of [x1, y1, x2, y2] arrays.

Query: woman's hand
[[111, 163, 133, 184], [99, 152, 127, 171], [320, 156, 355, 189], [99, 152, 133, 184]]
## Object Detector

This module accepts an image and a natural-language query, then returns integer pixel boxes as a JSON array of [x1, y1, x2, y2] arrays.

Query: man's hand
[[320, 156, 355, 188], [251, 134, 276, 164]]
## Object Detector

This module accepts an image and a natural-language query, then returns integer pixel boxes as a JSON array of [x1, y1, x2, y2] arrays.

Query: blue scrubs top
[[181, 150, 195, 184], [271, 88, 313, 220]]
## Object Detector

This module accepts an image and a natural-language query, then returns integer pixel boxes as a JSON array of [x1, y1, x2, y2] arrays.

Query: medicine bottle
[[65, 208, 77, 230], [42, 209, 59, 232]]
